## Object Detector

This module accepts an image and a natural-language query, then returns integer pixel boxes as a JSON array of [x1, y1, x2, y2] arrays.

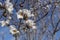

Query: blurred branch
[[53, 19, 60, 35], [50, 5, 56, 28], [35, 1, 60, 23]]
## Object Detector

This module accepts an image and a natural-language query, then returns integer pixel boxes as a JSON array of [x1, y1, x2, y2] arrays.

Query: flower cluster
[[0, 0, 37, 37], [16, 9, 36, 30], [17, 9, 34, 19], [0, 9, 36, 37]]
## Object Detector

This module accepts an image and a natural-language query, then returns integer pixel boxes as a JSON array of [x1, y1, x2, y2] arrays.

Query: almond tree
[[0, 0, 60, 40]]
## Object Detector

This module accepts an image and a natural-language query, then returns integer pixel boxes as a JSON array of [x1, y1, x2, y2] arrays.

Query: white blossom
[[8, 16, 12, 20], [0, 21, 6, 27], [5, 19, 10, 24], [9, 25, 20, 35], [18, 9, 23, 13], [16, 13, 23, 19], [32, 26, 36, 29], [26, 20, 35, 26], [16, 9, 23, 19], [5, 0, 13, 13], [23, 9, 34, 17], [17, 9, 34, 19], [0, 20, 10, 27], [46, 5, 51, 10]]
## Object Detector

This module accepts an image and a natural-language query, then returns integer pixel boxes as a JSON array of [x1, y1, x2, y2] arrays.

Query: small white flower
[[23, 9, 34, 17], [7, 6, 13, 13], [5, 0, 13, 13], [18, 9, 23, 13], [31, 14, 34, 16], [0, 20, 10, 27], [46, 5, 51, 10], [5, 19, 10, 24], [26, 20, 35, 26], [17, 9, 34, 19], [9, 25, 20, 35], [32, 26, 36, 29], [8, 16, 12, 20], [16, 9, 23, 19], [46, 5, 49, 8], [23, 9, 29, 14], [0, 21, 6, 27], [16, 13, 23, 19]]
